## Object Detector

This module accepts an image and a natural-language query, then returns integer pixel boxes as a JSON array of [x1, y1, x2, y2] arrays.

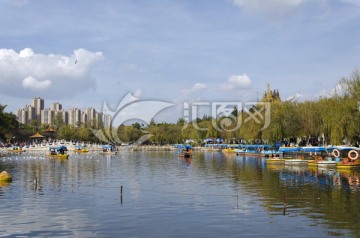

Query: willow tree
[[252, 83, 283, 143], [75, 127, 92, 141], [338, 70, 360, 143], [341, 70, 360, 100], [180, 123, 201, 144], [237, 109, 263, 142], [317, 97, 335, 145], [262, 101, 301, 143]]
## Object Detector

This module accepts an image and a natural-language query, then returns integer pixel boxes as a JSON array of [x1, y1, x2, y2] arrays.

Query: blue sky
[[1, 0, 360, 122]]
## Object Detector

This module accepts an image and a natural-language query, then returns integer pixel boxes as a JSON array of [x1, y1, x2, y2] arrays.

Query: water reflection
[[266, 161, 360, 191], [179, 157, 193, 166], [261, 157, 360, 237], [1, 152, 360, 237]]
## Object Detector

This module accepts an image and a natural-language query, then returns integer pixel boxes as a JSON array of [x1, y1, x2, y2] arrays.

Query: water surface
[[0, 151, 359, 237]]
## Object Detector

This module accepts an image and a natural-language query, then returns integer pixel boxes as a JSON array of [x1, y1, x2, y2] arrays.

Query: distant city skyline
[[15, 96, 112, 128]]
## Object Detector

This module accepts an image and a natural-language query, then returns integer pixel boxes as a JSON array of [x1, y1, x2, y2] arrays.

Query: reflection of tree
[[192, 153, 360, 236]]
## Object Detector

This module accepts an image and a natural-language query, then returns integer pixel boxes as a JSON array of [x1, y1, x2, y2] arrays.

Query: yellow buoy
[[0, 171, 12, 181]]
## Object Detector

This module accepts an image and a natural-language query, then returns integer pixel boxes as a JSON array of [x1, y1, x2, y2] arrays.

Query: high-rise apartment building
[[81, 111, 87, 125], [48, 109, 55, 125], [25, 105, 36, 122], [60, 110, 68, 125], [41, 109, 56, 125], [86, 107, 96, 126], [103, 114, 112, 128], [16, 108, 28, 125], [68, 108, 81, 127], [16, 105, 35, 125], [98, 112, 104, 128], [52, 102, 62, 111], [31, 97, 44, 122]]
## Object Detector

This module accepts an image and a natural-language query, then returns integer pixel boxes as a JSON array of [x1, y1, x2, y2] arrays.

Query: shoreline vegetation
[[1, 70, 360, 147]]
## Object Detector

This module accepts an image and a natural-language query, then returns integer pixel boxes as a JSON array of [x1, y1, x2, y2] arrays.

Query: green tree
[[0, 105, 19, 142], [58, 125, 75, 140], [53, 113, 64, 129]]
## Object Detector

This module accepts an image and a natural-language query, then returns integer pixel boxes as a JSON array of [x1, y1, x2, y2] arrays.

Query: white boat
[[99, 145, 117, 155]]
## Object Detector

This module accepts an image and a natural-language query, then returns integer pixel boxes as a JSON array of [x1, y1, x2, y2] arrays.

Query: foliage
[[0, 105, 19, 142]]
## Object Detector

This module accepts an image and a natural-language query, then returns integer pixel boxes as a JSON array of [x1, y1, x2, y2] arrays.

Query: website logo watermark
[[92, 93, 173, 145], [93, 93, 271, 145], [183, 101, 271, 132]]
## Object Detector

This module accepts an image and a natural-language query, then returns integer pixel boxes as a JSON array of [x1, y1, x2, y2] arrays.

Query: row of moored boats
[[5, 144, 118, 159], [221, 144, 360, 169]]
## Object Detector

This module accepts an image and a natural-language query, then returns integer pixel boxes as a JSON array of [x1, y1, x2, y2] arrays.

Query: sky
[[1, 0, 360, 123]]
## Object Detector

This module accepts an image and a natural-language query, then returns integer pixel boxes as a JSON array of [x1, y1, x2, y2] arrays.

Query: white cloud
[[191, 83, 207, 91], [182, 83, 207, 95], [285, 93, 303, 102], [233, 0, 307, 18], [316, 83, 346, 99], [220, 74, 251, 91], [22, 76, 52, 90], [0, 48, 103, 99], [332, 83, 346, 95], [19, 48, 34, 58], [317, 83, 347, 98]]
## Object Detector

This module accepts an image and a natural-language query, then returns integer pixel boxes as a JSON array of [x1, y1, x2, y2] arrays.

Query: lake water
[[1, 151, 360, 237]]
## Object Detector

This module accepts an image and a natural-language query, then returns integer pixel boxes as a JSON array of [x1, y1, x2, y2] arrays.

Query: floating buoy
[[333, 149, 340, 158], [0, 171, 12, 181], [348, 150, 359, 161]]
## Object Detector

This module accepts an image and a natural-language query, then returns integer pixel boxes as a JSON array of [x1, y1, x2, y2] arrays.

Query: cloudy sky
[[1, 0, 360, 122]]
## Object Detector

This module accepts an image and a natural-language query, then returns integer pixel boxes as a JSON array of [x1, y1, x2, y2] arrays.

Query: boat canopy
[[173, 144, 184, 148], [223, 144, 241, 148], [327, 146, 359, 151], [102, 145, 114, 149], [242, 144, 272, 149], [279, 147, 302, 153], [204, 144, 228, 148], [203, 138, 223, 143], [57, 146, 67, 151], [301, 146, 327, 152], [273, 142, 282, 149]]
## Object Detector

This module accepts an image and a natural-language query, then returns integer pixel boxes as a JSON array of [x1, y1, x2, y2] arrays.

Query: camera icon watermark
[[183, 101, 271, 132]]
